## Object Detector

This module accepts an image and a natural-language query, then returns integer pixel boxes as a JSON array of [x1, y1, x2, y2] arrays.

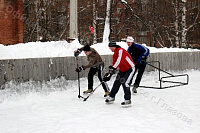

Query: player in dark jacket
[[126, 36, 150, 94], [74, 45, 109, 97]]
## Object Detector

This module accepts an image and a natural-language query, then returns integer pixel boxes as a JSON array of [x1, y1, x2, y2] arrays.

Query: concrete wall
[[0, 52, 200, 88]]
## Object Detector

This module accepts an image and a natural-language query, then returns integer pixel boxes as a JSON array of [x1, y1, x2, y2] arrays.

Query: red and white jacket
[[112, 47, 135, 72]]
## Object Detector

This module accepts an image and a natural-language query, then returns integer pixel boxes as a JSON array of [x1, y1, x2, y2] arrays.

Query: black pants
[[109, 68, 135, 100], [131, 63, 146, 87], [88, 64, 109, 92]]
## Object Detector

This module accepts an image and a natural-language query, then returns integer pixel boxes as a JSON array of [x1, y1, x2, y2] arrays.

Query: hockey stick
[[83, 83, 102, 101], [76, 57, 84, 99]]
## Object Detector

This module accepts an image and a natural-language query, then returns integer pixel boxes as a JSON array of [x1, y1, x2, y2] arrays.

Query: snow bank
[[0, 39, 199, 60]]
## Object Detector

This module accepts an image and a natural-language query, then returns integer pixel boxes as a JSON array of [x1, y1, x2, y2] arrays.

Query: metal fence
[[0, 52, 200, 88]]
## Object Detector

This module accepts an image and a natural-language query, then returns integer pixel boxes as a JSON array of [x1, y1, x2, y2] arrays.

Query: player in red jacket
[[103, 42, 135, 106]]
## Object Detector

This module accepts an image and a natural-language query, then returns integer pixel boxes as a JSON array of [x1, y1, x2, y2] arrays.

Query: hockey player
[[103, 42, 135, 106], [126, 36, 150, 93], [74, 45, 109, 97]]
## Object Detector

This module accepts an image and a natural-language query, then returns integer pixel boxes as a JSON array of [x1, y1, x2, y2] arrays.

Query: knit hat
[[108, 42, 117, 47], [83, 45, 91, 51], [126, 36, 134, 42]]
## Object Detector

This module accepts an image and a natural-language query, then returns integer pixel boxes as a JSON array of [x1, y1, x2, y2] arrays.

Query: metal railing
[[137, 61, 189, 89]]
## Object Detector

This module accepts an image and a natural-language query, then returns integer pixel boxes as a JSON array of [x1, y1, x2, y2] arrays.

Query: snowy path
[[0, 70, 199, 133]]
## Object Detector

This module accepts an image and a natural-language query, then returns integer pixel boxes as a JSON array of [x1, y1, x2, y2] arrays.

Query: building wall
[[0, 0, 23, 45]]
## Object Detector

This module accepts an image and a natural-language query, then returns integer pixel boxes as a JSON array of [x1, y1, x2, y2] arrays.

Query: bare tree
[[22, 0, 200, 48], [23, 0, 69, 42]]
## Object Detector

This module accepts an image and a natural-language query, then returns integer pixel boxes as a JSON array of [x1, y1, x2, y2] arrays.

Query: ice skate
[[132, 85, 138, 94], [83, 89, 93, 94], [105, 96, 115, 104], [121, 100, 131, 107], [104, 92, 109, 98]]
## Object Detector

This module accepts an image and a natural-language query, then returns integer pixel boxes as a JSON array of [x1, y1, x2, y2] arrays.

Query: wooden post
[[70, 0, 78, 39]]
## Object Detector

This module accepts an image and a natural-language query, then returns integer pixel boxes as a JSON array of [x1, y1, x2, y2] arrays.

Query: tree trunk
[[103, 0, 112, 43], [174, 1, 179, 47], [36, 0, 40, 41], [93, 0, 97, 44], [181, 0, 187, 48]]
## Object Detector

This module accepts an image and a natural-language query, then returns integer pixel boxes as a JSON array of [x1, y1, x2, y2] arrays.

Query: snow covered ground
[[0, 39, 199, 60], [0, 70, 199, 133], [0, 40, 200, 133]]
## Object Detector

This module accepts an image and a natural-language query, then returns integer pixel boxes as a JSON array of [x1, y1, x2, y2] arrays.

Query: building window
[[111, 28, 114, 33], [138, 31, 147, 36], [100, 0, 104, 6], [188, 1, 197, 9], [117, 8, 122, 14], [140, 37, 147, 43], [110, 37, 115, 42], [190, 26, 195, 31], [126, 28, 129, 35], [100, 28, 104, 33]]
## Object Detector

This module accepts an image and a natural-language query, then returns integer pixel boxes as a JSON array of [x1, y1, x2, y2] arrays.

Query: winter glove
[[74, 49, 82, 57], [75, 66, 85, 72], [103, 73, 112, 82], [140, 56, 147, 64], [108, 65, 116, 75], [103, 66, 116, 81]]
